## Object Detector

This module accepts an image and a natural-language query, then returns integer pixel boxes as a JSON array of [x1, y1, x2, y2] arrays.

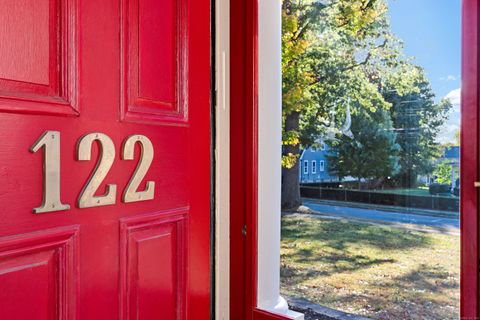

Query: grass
[[373, 188, 431, 196], [372, 187, 458, 199], [280, 215, 459, 320]]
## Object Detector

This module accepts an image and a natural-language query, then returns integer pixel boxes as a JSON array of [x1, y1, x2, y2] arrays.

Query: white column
[[258, 1, 303, 319]]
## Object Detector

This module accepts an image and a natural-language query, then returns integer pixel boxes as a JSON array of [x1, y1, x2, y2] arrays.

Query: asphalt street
[[303, 200, 460, 230]]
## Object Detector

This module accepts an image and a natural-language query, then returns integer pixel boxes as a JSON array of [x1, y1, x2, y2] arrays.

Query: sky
[[387, 0, 461, 144]]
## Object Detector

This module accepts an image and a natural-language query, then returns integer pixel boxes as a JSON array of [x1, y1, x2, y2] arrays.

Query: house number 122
[[29, 131, 155, 213]]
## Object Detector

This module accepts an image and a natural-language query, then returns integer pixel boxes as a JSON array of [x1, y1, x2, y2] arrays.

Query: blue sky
[[387, 0, 461, 143]]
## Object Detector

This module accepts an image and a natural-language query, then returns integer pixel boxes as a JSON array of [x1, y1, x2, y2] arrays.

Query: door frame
[[231, 0, 480, 319], [230, 0, 293, 319], [214, 0, 231, 318], [229, 0, 259, 318], [461, 0, 479, 317]]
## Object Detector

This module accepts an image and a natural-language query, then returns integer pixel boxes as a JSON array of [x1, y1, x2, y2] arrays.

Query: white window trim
[[312, 160, 317, 174], [258, 1, 304, 319], [320, 160, 325, 172]]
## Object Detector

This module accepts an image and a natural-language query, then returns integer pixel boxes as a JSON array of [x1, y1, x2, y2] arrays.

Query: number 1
[[29, 131, 70, 213]]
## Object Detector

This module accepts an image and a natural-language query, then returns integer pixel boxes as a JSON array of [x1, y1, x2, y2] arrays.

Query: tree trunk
[[281, 111, 302, 210]]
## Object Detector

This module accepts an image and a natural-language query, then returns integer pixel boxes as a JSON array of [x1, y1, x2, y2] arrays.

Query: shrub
[[429, 183, 451, 195]]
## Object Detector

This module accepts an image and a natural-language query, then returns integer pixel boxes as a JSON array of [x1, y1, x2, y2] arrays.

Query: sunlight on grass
[[280, 215, 459, 319]]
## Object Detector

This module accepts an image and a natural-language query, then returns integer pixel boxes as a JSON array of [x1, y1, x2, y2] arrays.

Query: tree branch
[[309, 39, 388, 87]]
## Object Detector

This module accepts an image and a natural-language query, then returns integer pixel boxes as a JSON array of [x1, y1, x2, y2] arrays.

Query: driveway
[[303, 200, 460, 230]]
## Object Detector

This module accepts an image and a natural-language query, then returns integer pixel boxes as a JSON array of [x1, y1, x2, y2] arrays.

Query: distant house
[[299, 143, 339, 183], [443, 146, 460, 191], [444, 146, 460, 164], [420, 146, 460, 188]]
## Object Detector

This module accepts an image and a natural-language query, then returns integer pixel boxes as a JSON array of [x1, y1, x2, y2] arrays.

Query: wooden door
[[0, 0, 211, 319]]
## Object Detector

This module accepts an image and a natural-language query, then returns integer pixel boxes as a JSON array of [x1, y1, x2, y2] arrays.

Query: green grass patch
[[372, 187, 458, 198], [373, 188, 431, 196], [281, 215, 459, 319]]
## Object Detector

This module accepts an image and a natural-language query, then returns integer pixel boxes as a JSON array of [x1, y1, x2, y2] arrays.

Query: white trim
[[215, 0, 230, 318], [320, 160, 325, 172], [312, 160, 317, 174], [299, 148, 306, 160], [303, 160, 309, 175], [257, 1, 303, 319]]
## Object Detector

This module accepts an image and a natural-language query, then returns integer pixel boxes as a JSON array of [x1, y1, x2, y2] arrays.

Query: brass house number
[[30, 130, 155, 213]]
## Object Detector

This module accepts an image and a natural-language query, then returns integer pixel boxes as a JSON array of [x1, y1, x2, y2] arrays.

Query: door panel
[[120, 210, 186, 320], [0, 0, 211, 319], [0, 226, 78, 320], [121, 0, 187, 124], [0, 0, 77, 115]]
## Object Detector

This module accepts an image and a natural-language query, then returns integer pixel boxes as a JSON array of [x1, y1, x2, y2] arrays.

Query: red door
[[0, 0, 211, 319]]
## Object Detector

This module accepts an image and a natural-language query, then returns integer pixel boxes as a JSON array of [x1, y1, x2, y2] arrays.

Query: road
[[303, 200, 460, 230]]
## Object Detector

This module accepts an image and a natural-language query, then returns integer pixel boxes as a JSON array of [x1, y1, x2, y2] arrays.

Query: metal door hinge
[[242, 225, 247, 237]]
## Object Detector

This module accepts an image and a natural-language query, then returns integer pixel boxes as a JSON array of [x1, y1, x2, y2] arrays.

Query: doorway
[[229, 0, 480, 319]]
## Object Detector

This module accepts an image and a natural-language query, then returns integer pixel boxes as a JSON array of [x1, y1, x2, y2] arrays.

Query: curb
[[287, 296, 372, 320]]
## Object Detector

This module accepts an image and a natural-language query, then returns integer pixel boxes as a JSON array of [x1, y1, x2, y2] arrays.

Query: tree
[[383, 72, 452, 187], [281, 0, 418, 209], [281, 0, 325, 209], [327, 108, 400, 187], [433, 162, 453, 185]]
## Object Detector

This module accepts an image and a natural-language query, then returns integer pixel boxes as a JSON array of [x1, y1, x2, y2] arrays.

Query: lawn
[[372, 187, 458, 199], [280, 214, 460, 320], [373, 187, 431, 196]]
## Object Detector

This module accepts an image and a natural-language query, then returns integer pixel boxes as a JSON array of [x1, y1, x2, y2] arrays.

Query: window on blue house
[[321, 143, 326, 151], [303, 160, 308, 174], [312, 161, 317, 174], [320, 160, 325, 172]]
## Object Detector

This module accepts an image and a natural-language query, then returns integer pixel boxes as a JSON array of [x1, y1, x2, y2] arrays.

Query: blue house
[[419, 146, 460, 187], [443, 146, 460, 191], [299, 143, 339, 183], [444, 146, 460, 162]]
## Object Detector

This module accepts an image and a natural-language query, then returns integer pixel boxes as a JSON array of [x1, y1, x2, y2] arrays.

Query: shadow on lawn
[[282, 216, 431, 251], [381, 263, 459, 293], [281, 262, 459, 320], [281, 216, 431, 276], [281, 216, 459, 319], [281, 254, 395, 279]]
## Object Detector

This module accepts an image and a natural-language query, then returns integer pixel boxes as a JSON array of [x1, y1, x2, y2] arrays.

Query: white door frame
[[215, 0, 230, 318], [215, 1, 303, 318]]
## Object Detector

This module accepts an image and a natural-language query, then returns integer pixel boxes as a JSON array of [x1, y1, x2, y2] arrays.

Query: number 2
[[122, 135, 155, 203], [77, 133, 117, 208]]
